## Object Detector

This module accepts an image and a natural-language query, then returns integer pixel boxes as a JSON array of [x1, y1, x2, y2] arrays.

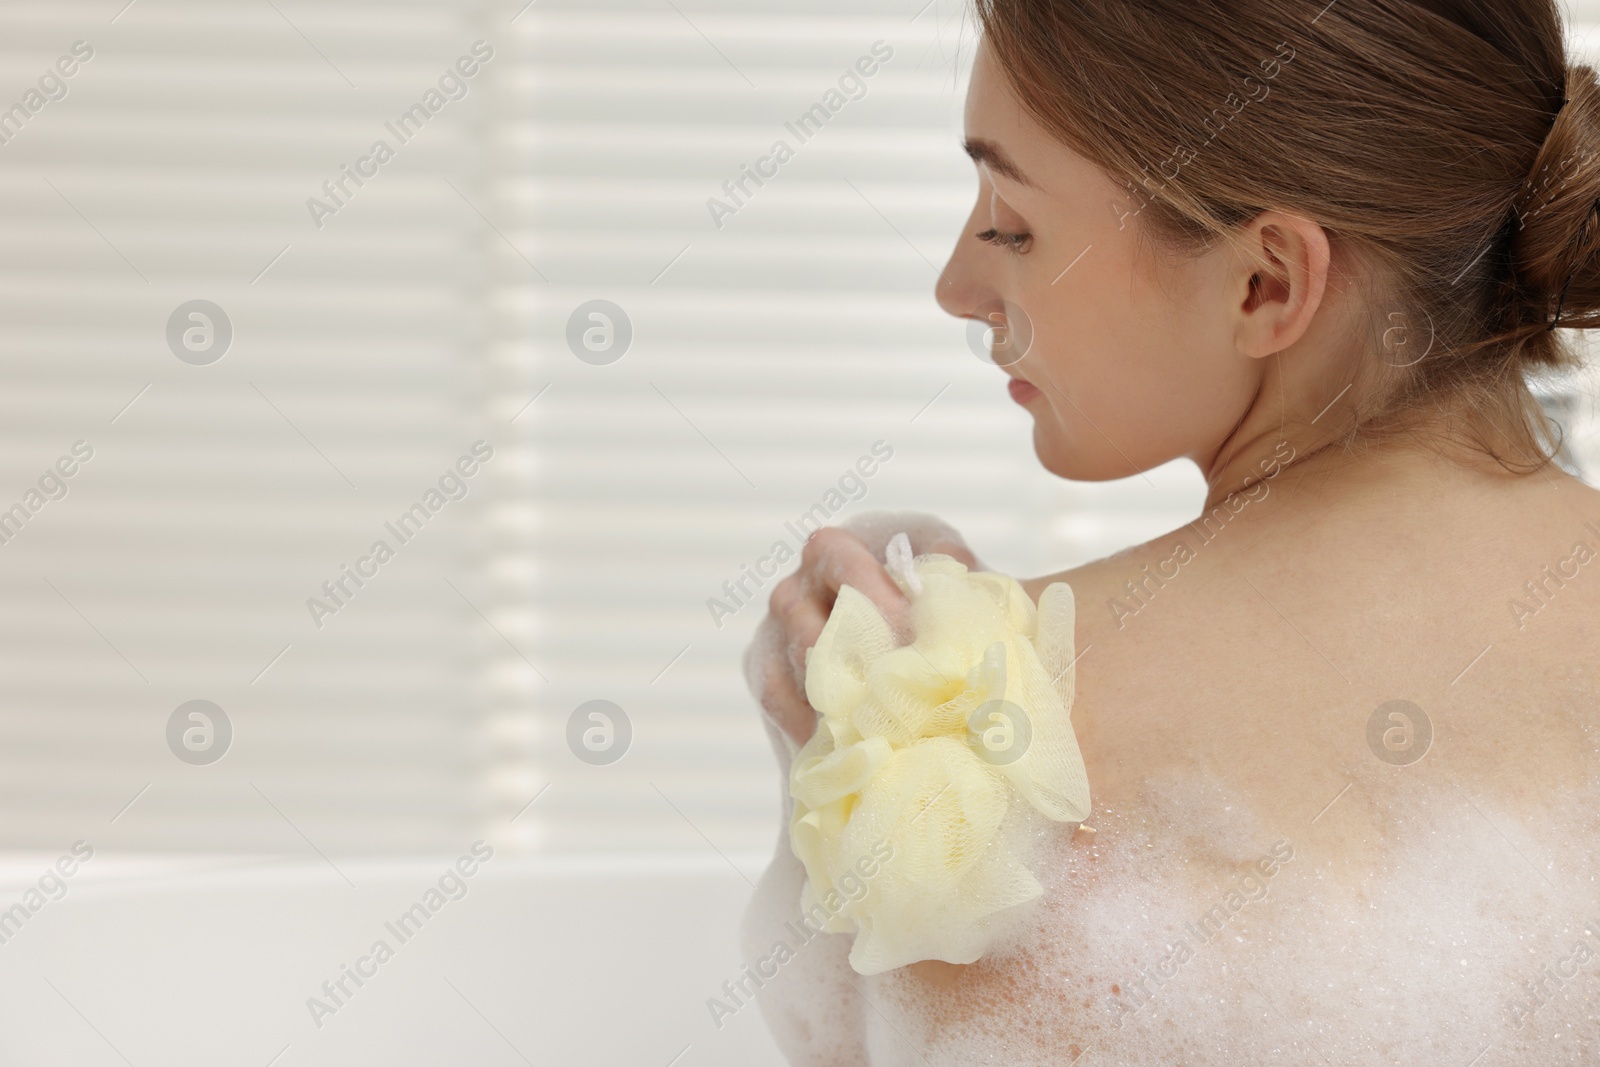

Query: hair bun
[[1509, 63, 1600, 330]]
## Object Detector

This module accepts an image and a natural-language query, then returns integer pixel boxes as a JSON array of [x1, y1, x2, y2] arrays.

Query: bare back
[[746, 452, 1600, 1065]]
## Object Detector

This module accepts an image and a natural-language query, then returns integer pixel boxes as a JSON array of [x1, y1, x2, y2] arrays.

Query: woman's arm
[[738, 514, 981, 1064], [738, 774, 870, 1065]]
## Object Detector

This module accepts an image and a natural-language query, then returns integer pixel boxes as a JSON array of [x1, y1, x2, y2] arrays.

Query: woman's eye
[[974, 227, 1033, 254]]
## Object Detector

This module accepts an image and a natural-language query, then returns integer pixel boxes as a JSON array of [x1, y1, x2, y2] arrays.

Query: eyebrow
[[962, 137, 1041, 190]]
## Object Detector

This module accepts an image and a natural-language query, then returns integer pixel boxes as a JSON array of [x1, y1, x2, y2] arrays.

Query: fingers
[[767, 572, 821, 671], [783, 595, 828, 684], [747, 521, 975, 751], [766, 650, 817, 746], [745, 612, 817, 747], [834, 511, 980, 572], [798, 527, 912, 640]]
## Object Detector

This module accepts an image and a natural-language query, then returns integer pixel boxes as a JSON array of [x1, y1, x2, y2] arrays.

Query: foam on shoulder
[[864, 758, 1600, 1065]]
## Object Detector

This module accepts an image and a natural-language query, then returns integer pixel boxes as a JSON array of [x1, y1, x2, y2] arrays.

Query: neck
[[1200, 419, 1569, 538], [1192, 323, 1561, 511]]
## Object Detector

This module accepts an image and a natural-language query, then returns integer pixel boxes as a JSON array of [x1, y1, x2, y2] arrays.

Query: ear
[[1233, 210, 1330, 360]]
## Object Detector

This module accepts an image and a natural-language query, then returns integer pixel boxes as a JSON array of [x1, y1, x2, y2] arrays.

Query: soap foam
[[741, 510, 976, 773], [832, 510, 981, 571], [745, 734, 1600, 1065], [743, 515, 1599, 1064], [857, 741, 1600, 1066]]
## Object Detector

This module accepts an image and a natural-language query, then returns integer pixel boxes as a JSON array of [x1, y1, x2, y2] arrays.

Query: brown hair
[[975, 0, 1598, 472]]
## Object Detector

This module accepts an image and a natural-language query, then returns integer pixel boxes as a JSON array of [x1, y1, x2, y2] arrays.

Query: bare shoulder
[[1018, 466, 1600, 704], [861, 479, 1600, 1063], [1013, 468, 1600, 878]]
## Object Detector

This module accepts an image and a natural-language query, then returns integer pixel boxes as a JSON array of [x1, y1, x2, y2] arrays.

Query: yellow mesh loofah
[[787, 534, 1091, 975]]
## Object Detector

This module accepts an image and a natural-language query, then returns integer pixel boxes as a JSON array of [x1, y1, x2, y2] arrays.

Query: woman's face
[[937, 41, 1262, 482]]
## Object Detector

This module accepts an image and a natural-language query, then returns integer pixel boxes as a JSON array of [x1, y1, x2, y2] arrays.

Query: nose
[[934, 201, 991, 323]]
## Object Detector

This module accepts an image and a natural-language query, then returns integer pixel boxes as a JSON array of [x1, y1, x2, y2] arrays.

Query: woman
[[742, 1, 1600, 1062]]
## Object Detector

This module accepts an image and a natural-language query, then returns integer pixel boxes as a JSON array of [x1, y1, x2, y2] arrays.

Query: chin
[[1030, 424, 1085, 480], [1031, 422, 1152, 482]]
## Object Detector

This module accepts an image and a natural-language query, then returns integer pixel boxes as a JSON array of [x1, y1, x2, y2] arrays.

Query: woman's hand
[[742, 512, 981, 754], [739, 514, 981, 1063]]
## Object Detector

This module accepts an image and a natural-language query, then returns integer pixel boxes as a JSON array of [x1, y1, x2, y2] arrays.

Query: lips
[[1007, 377, 1041, 404]]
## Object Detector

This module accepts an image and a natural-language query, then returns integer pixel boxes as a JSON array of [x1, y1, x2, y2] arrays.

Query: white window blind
[[3, 0, 1595, 865], [0, 0, 494, 853], [495, 0, 1206, 862]]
